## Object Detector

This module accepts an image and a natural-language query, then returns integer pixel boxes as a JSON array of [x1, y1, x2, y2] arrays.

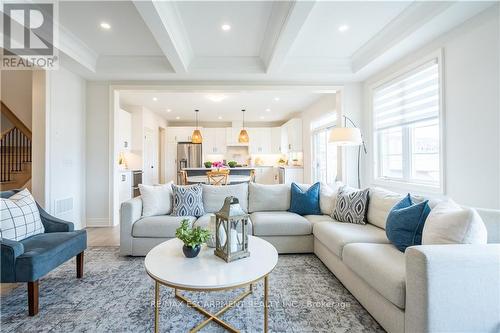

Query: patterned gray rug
[[1, 247, 384, 332]]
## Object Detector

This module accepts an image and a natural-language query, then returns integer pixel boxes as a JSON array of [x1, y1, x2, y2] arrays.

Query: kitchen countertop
[[182, 167, 256, 171]]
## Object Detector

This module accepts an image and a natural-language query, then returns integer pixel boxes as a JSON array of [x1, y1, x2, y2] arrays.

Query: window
[[373, 58, 441, 189], [312, 127, 337, 184]]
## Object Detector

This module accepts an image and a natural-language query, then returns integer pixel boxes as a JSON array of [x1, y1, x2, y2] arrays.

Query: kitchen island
[[182, 167, 255, 184]]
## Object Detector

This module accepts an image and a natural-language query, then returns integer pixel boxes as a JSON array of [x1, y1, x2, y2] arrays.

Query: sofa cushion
[[132, 216, 196, 238], [367, 187, 405, 229], [297, 182, 342, 216], [202, 183, 249, 213], [386, 195, 431, 252], [16, 230, 87, 281], [343, 243, 406, 309], [289, 182, 321, 215], [195, 213, 253, 235], [332, 187, 370, 224], [304, 214, 335, 225], [313, 221, 390, 258], [139, 182, 173, 217], [248, 183, 290, 212], [1, 189, 44, 241], [422, 200, 487, 245], [250, 212, 312, 236], [172, 184, 205, 217]]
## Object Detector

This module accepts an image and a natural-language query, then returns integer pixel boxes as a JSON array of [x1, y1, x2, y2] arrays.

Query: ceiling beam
[[133, 1, 193, 74], [351, 2, 453, 73], [260, 1, 317, 73]]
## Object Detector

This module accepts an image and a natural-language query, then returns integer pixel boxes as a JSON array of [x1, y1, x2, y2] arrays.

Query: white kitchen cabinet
[[118, 109, 132, 150], [249, 128, 271, 154], [254, 167, 278, 184], [281, 119, 303, 153], [204, 128, 227, 155], [271, 127, 282, 154], [167, 127, 196, 143], [279, 167, 304, 184], [118, 171, 132, 203]]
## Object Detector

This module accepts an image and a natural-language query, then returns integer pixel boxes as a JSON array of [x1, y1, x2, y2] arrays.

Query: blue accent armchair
[[1, 190, 87, 316]]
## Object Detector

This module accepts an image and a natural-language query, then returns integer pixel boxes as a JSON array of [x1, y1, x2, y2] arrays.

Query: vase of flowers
[[175, 219, 210, 258], [211, 161, 225, 170]]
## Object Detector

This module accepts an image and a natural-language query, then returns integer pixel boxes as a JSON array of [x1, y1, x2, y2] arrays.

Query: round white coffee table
[[145, 235, 278, 333]]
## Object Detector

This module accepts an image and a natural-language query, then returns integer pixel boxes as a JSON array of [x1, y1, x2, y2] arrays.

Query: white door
[[143, 128, 158, 185]]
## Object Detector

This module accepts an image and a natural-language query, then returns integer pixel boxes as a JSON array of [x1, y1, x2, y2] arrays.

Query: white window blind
[[373, 59, 439, 131]]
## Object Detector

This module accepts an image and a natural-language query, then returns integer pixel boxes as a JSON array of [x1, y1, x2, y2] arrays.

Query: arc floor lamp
[[329, 115, 367, 188]]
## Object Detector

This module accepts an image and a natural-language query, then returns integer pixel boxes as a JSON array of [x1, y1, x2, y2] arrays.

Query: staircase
[[1, 102, 32, 191]]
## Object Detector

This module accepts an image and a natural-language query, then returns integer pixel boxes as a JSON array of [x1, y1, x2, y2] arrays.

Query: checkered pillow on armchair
[[0, 189, 44, 241]]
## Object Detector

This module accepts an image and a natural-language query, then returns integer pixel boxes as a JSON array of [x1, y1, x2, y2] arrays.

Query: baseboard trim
[[86, 218, 111, 227]]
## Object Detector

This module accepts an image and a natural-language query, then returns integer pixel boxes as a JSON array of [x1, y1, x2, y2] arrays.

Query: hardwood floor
[[86, 225, 120, 246], [0, 225, 120, 295]]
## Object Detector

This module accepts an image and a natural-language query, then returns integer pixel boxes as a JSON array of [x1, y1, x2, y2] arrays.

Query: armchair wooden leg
[[76, 252, 84, 278], [28, 280, 39, 316]]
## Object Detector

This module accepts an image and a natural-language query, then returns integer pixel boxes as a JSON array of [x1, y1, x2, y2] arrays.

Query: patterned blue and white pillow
[[1, 189, 45, 241], [171, 184, 205, 217], [332, 187, 369, 224]]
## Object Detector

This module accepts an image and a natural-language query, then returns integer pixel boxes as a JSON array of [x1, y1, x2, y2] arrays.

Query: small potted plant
[[175, 219, 210, 258], [227, 160, 238, 168], [204, 161, 212, 168]]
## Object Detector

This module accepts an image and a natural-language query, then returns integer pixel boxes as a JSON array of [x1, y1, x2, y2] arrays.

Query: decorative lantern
[[214, 196, 250, 262]]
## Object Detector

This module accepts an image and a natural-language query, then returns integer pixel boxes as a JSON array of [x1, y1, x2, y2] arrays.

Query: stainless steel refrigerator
[[177, 142, 202, 183]]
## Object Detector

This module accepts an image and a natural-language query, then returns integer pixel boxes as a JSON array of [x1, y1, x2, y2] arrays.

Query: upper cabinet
[[166, 127, 196, 143], [118, 109, 132, 151], [281, 118, 303, 153], [203, 128, 227, 155], [248, 128, 272, 154]]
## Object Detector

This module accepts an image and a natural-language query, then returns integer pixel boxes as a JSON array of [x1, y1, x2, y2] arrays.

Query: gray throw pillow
[[332, 187, 369, 224], [171, 184, 205, 217]]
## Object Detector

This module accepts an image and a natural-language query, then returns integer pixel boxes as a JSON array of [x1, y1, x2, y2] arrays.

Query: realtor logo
[[2, 2, 58, 69]]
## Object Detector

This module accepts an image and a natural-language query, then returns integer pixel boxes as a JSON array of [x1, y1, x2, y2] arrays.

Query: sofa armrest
[[37, 204, 75, 232], [406, 244, 500, 333], [119, 196, 143, 256], [1, 238, 24, 282]]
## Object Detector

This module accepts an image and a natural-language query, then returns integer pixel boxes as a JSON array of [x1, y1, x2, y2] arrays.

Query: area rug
[[1, 247, 384, 332]]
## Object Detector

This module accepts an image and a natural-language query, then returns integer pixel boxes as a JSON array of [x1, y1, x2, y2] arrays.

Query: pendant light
[[191, 109, 202, 143], [238, 109, 249, 143]]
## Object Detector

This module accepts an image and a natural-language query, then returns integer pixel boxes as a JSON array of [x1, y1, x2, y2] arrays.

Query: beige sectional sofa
[[120, 182, 500, 333]]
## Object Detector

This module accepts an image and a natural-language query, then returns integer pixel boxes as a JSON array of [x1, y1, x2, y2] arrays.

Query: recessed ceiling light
[[218, 116, 223, 120], [206, 94, 227, 102], [100, 22, 111, 30], [265, 108, 271, 112], [338, 24, 349, 32], [152, 97, 158, 102], [175, 116, 180, 120], [166, 109, 172, 113], [274, 97, 280, 101], [221, 24, 231, 31]]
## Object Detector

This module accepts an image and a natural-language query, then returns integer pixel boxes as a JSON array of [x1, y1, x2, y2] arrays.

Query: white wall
[[299, 85, 363, 187], [1, 70, 33, 130], [362, 6, 499, 209], [300, 95, 337, 183], [85, 82, 111, 226], [46, 67, 87, 228]]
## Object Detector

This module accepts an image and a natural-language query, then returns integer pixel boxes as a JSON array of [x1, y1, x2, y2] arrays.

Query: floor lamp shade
[[329, 127, 362, 146]]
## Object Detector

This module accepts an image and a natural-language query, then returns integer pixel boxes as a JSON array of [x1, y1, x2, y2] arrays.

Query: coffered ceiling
[[51, 1, 496, 82]]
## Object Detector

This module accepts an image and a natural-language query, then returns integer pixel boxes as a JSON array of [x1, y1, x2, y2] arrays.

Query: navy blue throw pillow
[[289, 182, 321, 216], [386, 194, 431, 252]]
